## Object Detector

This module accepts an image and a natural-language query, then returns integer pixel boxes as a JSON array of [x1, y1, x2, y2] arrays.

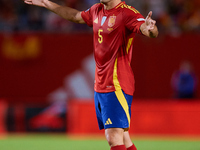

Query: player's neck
[[103, 0, 121, 10]]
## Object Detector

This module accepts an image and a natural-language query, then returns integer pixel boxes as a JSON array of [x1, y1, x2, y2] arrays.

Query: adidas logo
[[105, 118, 112, 125]]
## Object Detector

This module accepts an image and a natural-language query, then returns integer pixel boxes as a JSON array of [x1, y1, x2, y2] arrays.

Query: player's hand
[[23, 0, 47, 7], [141, 11, 158, 38], [145, 11, 156, 32]]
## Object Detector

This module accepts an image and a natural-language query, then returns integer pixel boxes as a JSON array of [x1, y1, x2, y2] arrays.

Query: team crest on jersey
[[108, 15, 116, 27]]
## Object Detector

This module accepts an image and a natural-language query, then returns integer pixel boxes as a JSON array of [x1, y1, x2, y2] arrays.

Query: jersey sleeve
[[124, 8, 145, 34], [81, 4, 99, 27]]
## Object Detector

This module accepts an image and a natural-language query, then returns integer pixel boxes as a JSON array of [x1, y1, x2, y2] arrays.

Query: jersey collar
[[103, 1, 125, 14]]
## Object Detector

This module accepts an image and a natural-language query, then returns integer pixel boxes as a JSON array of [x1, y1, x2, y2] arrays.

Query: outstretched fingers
[[141, 11, 158, 37], [146, 11, 152, 20]]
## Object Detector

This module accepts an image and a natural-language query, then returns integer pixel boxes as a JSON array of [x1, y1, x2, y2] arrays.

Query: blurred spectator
[[0, 0, 18, 32], [166, 0, 200, 34], [171, 61, 198, 99]]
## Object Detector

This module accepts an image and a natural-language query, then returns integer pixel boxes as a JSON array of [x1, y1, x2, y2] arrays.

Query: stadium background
[[0, 0, 200, 149]]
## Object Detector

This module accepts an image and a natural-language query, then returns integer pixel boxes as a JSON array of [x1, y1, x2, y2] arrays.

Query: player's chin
[[100, 0, 110, 4]]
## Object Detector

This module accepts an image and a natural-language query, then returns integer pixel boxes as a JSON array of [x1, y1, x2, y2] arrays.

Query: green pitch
[[0, 134, 199, 150]]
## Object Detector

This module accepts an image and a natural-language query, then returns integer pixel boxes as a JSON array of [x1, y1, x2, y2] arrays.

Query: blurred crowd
[[0, 0, 200, 34]]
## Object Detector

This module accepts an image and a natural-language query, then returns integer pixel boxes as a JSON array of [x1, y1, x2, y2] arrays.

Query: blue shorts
[[94, 90, 133, 131]]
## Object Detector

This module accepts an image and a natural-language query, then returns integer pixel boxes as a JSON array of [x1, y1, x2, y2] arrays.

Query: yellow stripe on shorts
[[114, 90, 130, 127]]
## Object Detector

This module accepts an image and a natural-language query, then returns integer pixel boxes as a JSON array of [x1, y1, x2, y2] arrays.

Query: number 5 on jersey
[[98, 29, 103, 44]]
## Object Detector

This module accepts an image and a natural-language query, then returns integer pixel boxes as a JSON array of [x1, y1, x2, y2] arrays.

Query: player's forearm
[[43, 0, 83, 23]]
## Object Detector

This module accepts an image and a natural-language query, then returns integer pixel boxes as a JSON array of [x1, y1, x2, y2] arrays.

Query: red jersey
[[81, 2, 145, 95]]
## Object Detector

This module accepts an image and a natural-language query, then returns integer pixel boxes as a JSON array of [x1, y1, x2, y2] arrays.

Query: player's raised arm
[[24, 0, 85, 24], [140, 11, 158, 38]]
